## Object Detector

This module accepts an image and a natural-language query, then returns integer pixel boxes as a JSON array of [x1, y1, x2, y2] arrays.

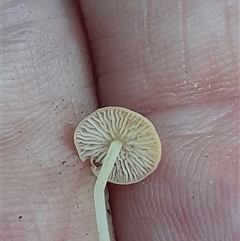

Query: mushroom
[[74, 106, 162, 241]]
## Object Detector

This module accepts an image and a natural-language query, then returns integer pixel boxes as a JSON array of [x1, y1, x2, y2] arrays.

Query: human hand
[[2, 0, 239, 241]]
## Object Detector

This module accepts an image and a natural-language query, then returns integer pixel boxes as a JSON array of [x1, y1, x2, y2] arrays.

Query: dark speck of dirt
[[62, 161, 66, 165], [59, 172, 62, 175], [62, 124, 77, 154], [19, 216, 23, 220], [185, 70, 188, 73], [192, 196, 195, 199], [70, 52, 72, 54]]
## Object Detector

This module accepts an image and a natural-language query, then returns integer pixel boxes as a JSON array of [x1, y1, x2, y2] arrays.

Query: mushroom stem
[[94, 140, 122, 241]]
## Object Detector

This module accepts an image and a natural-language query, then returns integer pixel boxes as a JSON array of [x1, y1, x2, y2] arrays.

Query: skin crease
[[2, 1, 239, 241]]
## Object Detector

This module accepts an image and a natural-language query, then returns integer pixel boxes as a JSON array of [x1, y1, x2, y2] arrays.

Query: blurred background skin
[[2, 0, 239, 241]]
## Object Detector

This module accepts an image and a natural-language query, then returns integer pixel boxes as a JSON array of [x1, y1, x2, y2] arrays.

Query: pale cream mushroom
[[74, 106, 162, 241]]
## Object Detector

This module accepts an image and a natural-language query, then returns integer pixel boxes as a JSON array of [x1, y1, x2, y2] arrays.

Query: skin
[[2, 0, 239, 241]]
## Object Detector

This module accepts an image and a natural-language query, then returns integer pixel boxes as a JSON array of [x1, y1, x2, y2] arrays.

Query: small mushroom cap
[[74, 106, 162, 184]]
